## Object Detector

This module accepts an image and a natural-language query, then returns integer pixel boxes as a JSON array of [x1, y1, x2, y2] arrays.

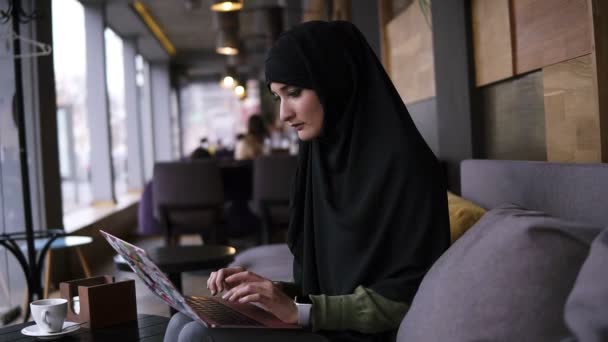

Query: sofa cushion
[[397, 204, 601, 342], [447, 191, 486, 242], [562, 227, 608, 342], [229, 244, 293, 282]]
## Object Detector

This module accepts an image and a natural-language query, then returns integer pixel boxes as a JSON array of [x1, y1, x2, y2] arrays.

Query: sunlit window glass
[[171, 90, 181, 158], [180, 80, 261, 157], [0, 0, 28, 308], [52, 0, 91, 213], [104, 28, 128, 197], [135, 54, 154, 180]]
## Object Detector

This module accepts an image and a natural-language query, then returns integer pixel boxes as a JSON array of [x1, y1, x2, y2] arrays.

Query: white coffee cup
[[30, 298, 68, 333]]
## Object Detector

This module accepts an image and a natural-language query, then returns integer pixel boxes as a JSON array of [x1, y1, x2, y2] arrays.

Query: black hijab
[[266, 21, 449, 339]]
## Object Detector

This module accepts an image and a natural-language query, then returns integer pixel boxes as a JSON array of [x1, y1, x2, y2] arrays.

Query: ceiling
[[88, 0, 305, 81]]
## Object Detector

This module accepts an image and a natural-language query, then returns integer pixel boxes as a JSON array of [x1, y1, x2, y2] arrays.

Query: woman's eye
[[287, 89, 301, 97], [272, 94, 280, 102]]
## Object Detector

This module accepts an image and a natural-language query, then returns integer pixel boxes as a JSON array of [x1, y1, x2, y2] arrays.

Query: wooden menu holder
[[59, 275, 137, 329]]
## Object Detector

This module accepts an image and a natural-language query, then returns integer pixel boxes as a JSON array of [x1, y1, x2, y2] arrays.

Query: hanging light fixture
[[216, 31, 239, 55], [221, 65, 238, 88], [215, 11, 240, 55], [221, 75, 236, 88], [210, 0, 243, 12], [234, 85, 246, 99]]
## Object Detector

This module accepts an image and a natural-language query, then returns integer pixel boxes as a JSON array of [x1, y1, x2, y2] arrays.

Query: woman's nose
[[279, 102, 294, 122]]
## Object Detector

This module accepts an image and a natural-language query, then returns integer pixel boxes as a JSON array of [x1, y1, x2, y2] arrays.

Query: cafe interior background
[[1, 0, 607, 326]]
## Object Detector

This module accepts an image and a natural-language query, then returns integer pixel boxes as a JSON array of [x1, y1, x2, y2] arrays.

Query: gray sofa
[[230, 159, 608, 341]]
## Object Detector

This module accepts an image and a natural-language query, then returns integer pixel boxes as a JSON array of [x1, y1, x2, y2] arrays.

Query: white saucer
[[21, 321, 80, 340]]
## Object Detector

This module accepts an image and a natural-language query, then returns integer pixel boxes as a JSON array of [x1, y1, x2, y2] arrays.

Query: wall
[[384, 0, 607, 168], [471, 0, 606, 163], [478, 71, 546, 160]]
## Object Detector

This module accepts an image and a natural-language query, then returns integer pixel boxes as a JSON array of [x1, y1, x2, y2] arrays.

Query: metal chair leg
[[43, 250, 52, 298], [75, 247, 92, 278]]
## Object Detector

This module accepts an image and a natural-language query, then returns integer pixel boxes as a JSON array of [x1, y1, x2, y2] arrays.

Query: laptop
[[100, 230, 300, 329]]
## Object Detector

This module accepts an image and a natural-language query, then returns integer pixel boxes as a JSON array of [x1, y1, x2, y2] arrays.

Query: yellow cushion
[[447, 191, 486, 243]]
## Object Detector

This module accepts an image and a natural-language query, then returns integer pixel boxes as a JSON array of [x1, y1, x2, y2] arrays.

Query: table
[[0, 232, 93, 322], [147, 245, 236, 291], [0, 314, 169, 342], [0, 230, 65, 322], [33, 236, 94, 298]]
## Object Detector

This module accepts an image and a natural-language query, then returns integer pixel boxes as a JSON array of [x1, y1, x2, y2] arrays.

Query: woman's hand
[[221, 270, 298, 324], [206, 266, 246, 295]]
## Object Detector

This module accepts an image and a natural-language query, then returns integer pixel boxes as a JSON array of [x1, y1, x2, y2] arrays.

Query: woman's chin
[[297, 129, 319, 141], [297, 131, 310, 141]]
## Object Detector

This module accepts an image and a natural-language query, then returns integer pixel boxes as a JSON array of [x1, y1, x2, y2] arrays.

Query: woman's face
[[270, 82, 324, 141]]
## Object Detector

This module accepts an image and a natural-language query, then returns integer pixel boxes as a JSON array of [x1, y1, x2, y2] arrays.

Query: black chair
[[153, 160, 225, 246], [253, 155, 297, 244]]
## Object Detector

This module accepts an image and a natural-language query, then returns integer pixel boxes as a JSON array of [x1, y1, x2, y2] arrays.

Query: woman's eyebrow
[[271, 85, 291, 95]]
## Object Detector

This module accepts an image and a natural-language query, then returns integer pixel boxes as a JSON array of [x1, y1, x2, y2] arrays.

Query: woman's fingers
[[237, 293, 262, 304], [224, 270, 265, 285], [207, 270, 218, 295], [220, 281, 298, 324], [214, 268, 226, 293], [207, 267, 245, 295], [223, 282, 268, 302], [223, 280, 276, 303]]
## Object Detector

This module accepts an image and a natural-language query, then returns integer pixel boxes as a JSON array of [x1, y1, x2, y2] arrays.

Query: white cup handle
[[41, 309, 51, 328]]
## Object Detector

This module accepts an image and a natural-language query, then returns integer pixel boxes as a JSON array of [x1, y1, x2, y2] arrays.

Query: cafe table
[[0, 314, 169, 342]]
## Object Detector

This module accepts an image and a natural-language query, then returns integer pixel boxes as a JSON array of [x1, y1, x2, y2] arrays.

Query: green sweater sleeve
[[309, 286, 409, 333]]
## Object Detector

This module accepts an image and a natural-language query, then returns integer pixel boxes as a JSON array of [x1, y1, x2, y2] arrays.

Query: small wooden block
[[59, 275, 137, 329]]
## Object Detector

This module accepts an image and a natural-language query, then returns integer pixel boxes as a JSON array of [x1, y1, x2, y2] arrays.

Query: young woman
[[164, 20, 449, 342], [234, 114, 268, 160]]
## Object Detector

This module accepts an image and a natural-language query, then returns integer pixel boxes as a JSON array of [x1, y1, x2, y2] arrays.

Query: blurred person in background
[[235, 114, 268, 160]]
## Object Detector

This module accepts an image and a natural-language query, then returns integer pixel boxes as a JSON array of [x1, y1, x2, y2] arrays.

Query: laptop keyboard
[[187, 297, 264, 326]]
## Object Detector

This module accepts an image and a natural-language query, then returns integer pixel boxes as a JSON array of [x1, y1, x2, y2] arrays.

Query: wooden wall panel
[[479, 71, 546, 161], [387, 2, 435, 104], [332, 0, 351, 20], [512, 0, 591, 74], [302, 0, 327, 21], [544, 55, 601, 162], [471, 0, 513, 86]]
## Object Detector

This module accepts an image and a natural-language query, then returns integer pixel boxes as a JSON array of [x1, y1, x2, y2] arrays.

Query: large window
[[180, 80, 261, 156], [136, 55, 155, 181], [104, 28, 128, 197], [0, 56, 27, 325], [0, 0, 30, 317], [171, 89, 181, 159], [52, 0, 91, 213]]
